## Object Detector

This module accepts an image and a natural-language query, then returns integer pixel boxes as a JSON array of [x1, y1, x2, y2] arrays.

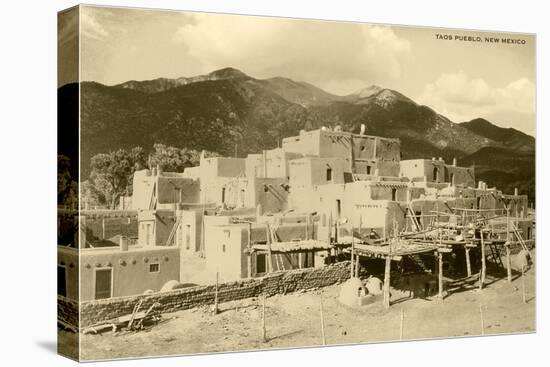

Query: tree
[[58, 155, 78, 208], [89, 147, 146, 209], [149, 144, 218, 172]]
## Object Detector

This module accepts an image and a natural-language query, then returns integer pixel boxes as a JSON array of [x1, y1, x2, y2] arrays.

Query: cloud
[[417, 72, 535, 133], [172, 14, 411, 95], [81, 10, 110, 40]]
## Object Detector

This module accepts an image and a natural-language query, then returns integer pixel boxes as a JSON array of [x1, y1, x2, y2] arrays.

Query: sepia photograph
[[57, 4, 536, 361]]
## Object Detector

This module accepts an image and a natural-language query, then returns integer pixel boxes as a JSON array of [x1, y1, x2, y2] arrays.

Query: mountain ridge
[[59, 67, 535, 200]]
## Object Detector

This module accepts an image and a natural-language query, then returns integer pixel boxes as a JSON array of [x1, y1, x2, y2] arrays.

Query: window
[[94, 268, 112, 300], [450, 173, 455, 186], [221, 187, 226, 203], [391, 188, 397, 201], [145, 223, 152, 246], [240, 189, 245, 207], [57, 265, 67, 297], [222, 244, 226, 253], [185, 225, 191, 250], [366, 166, 371, 175], [149, 263, 160, 273], [336, 199, 341, 218], [433, 167, 439, 182], [326, 167, 332, 181], [256, 253, 267, 274]]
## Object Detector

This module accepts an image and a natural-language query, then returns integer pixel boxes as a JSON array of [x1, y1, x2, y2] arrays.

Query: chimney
[[438, 157, 443, 162], [478, 181, 484, 189], [452, 158, 457, 166], [432, 157, 436, 161], [119, 236, 128, 251], [514, 187, 519, 196], [360, 123, 366, 136]]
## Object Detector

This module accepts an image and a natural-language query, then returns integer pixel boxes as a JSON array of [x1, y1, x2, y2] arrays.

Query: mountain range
[[58, 67, 535, 201]]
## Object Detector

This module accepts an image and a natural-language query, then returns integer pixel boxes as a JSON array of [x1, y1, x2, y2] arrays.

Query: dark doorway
[[256, 253, 267, 274], [57, 265, 67, 297], [95, 268, 112, 300]]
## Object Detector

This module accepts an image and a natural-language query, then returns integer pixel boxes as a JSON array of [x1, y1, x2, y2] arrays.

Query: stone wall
[[79, 261, 350, 327], [58, 295, 79, 326]]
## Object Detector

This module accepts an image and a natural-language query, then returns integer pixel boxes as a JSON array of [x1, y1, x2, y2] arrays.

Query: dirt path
[[73, 267, 535, 361]]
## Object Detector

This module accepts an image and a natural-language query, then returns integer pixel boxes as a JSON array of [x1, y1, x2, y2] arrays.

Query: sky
[[59, 5, 536, 136]]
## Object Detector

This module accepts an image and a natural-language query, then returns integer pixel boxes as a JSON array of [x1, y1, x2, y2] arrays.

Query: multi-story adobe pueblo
[[58, 127, 534, 301]]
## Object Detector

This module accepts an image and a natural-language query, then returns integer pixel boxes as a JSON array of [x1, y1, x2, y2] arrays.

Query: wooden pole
[[465, 246, 472, 277], [383, 255, 391, 308], [479, 230, 486, 290], [247, 223, 252, 278], [355, 254, 360, 278], [522, 265, 526, 303], [319, 298, 326, 345], [399, 308, 404, 340], [266, 224, 273, 273], [438, 252, 444, 299], [214, 272, 219, 314], [506, 208, 512, 283], [479, 304, 485, 336], [506, 244, 512, 283], [350, 226, 355, 278], [261, 295, 267, 337]]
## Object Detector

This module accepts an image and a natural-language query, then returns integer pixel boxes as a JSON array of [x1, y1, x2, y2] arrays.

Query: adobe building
[[58, 214, 180, 301], [66, 127, 532, 298]]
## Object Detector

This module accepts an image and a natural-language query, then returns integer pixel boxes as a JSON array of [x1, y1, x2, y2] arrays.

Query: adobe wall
[[79, 246, 180, 301], [78, 261, 351, 327]]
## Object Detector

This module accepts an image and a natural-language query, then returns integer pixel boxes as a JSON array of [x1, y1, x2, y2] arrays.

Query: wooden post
[[266, 224, 273, 273], [465, 246, 472, 277], [319, 298, 326, 345], [262, 295, 267, 342], [438, 252, 444, 299], [383, 255, 391, 308], [479, 230, 486, 290], [247, 223, 252, 278], [214, 272, 219, 314], [399, 308, 404, 340], [350, 226, 355, 278], [522, 265, 526, 303], [479, 304, 485, 336], [506, 244, 512, 283]]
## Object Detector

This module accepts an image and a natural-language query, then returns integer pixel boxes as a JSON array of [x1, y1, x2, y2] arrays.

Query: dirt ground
[[67, 265, 535, 361]]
